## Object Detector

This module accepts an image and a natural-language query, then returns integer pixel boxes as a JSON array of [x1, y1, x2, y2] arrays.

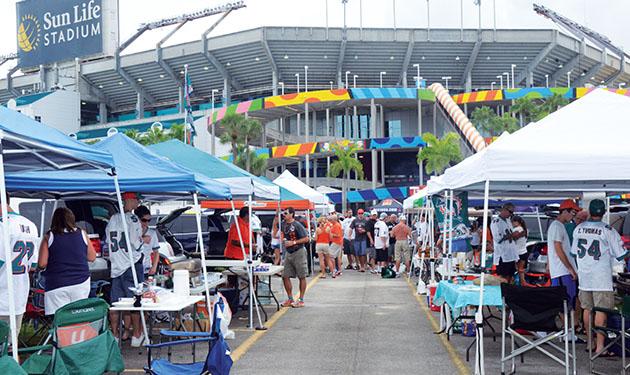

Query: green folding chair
[[20, 298, 124, 375], [0, 320, 27, 374]]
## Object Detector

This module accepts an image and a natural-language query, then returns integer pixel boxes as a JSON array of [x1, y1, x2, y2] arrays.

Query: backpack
[[381, 265, 396, 279]]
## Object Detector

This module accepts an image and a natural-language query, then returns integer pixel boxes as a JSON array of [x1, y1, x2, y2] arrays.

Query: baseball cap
[[589, 199, 606, 217], [559, 199, 581, 212], [399, 216, 407, 221], [357, 208, 364, 215], [370, 209, 378, 216], [379, 213, 388, 219], [122, 192, 143, 200], [501, 202, 515, 213]]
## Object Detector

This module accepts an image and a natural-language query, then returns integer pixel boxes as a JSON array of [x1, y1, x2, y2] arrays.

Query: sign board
[[431, 192, 470, 240], [16, 0, 118, 68]]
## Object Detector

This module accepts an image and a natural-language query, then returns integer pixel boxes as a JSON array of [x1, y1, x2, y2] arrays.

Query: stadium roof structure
[[1, 26, 628, 113]]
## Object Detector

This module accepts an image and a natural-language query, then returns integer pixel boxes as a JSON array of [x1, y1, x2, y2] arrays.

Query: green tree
[[218, 114, 262, 172], [328, 142, 364, 212], [492, 113, 520, 134], [538, 93, 569, 120], [235, 145, 268, 176], [143, 126, 170, 145], [124, 129, 144, 144], [510, 97, 541, 125], [470, 106, 497, 136], [169, 124, 186, 142], [417, 132, 462, 175]]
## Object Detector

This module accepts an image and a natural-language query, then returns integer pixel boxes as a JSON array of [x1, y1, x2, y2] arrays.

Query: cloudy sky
[[1, 0, 628, 71]]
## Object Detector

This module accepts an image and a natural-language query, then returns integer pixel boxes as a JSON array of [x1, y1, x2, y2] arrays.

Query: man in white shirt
[[0, 196, 39, 339], [107, 192, 145, 347], [547, 199, 580, 310], [490, 203, 521, 283], [134, 205, 160, 277], [341, 209, 356, 270], [571, 199, 629, 355], [374, 213, 390, 273]]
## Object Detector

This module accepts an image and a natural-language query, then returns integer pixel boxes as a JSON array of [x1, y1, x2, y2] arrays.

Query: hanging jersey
[[107, 212, 143, 279], [570, 220, 628, 291], [0, 213, 39, 315]]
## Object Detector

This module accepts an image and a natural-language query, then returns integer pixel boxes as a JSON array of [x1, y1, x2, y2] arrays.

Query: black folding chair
[[588, 295, 630, 375], [500, 284, 576, 375]]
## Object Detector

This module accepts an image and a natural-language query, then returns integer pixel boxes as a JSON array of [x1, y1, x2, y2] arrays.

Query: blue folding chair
[[145, 298, 233, 375]]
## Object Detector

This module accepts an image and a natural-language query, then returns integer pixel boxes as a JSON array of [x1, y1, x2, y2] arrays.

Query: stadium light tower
[[545, 74, 549, 88], [491, 81, 496, 90], [279, 82, 285, 95], [503, 72, 510, 90], [441, 76, 452, 91], [380, 71, 387, 88], [345, 71, 351, 89], [295, 73, 300, 93], [497, 75, 503, 89], [413, 63, 421, 88], [353, 74, 358, 88], [567, 71, 571, 88], [304, 66, 309, 92], [329, 81, 334, 90], [619, 82, 626, 89]]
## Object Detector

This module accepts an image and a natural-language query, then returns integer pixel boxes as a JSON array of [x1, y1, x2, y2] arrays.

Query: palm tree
[[143, 126, 170, 145], [169, 124, 186, 142], [328, 142, 364, 212], [510, 97, 541, 126], [417, 132, 463, 175], [124, 129, 144, 143], [536, 93, 569, 120], [471, 106, 498, 137], [492, 113, 520, 134], [235, 145, 268, 175], [218, 114, 262, 171]]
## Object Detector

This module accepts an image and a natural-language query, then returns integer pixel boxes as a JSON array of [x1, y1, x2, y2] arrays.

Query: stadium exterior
[[2, 26, 629, 200]]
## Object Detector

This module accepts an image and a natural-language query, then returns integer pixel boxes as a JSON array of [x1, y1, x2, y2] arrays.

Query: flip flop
[[598, 351, 618, 358]]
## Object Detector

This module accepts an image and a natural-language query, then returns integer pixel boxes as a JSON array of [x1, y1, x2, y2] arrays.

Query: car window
[[18, 200, 65, 233]]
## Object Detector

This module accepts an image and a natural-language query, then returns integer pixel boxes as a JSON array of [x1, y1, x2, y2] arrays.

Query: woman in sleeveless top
[[38, 207, 96, 315]]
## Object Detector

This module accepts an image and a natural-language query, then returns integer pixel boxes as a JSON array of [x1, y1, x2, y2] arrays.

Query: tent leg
[[475, 179, 490, 375], [306, 209, 312, 276], [193, 193, 213, 329], [448, 190, 454, 279], [0, 139, 19, 361], [113, 174, 149, 344], [39, 200, 47, 237]]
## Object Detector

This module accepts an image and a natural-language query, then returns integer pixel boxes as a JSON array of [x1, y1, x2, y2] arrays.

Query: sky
[[1, 0, 628, 73]]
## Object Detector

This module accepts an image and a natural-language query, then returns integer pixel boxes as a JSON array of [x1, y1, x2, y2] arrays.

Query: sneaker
[[395, 273, 401, 278], [131, 333, 145, 347], [292, 299, 305, 308], [281, 299, 294, 307]]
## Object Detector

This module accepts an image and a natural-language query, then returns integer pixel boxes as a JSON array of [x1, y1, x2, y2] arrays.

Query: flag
[[184, 64, 195, 145]]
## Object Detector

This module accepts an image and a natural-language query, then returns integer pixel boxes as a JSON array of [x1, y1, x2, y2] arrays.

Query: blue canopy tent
[[0, 107, 115, 362]]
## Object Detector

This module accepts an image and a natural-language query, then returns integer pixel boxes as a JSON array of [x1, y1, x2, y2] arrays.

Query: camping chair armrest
[[15, 344, 52, 354], [145, 337, 215, 349], [592, 306, 620, 316], [159, 329, 214, 338]]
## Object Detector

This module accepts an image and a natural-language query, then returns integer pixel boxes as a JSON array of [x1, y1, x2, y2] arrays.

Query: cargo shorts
[[282, 247, 308, 279]]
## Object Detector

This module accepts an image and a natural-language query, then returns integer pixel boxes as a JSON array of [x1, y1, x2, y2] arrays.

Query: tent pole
[[429, 199, 436, 284], [0, 137, 19, 361], [306, 208, 312, 276], [448, 190, 454, 279], [113, 174, 149, 344], [536, 207, 544, 241], [441, 191, 448, 279], [39, 200, 47, 237], [248, 195, 254, 330], [606, 196, 611, 225], [193, 193, 213, 326], [475, 179, 490, 375]]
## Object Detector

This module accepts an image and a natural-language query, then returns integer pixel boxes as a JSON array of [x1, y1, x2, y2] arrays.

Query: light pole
[[329, 81, 334, 90], [413, 63, 420, 88], [342, 0, 348, 29], [545, 74, 549, 88], [491, 81, 496, 90], [566, 71, 571, 88], [279, 81, 285, 95], [353, 74, 358, 88], [295, 73, 300, 93], [503, 72, 510, 90], [441, 76, 452, 91], [510, 64, 516, 89], [210, 88, 219, 156], [619, 82, 627, 89], [345, 70, 351, 89], [380, 71, 387, 88], [497, 75, 503, 89], [304, 65, 309, 92]]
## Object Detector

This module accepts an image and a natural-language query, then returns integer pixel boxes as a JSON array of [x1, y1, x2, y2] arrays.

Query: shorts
[[579, 290, 614, 311], [283, 248, 308, 279], [353, 240, 367, 257], [315, 243, 329, 254], [271, 243, 281, 250], [343, 239, 354, 255], [0, 314, 23, 337], [111, 261, 145, 303], [394, 240, 411, 263], [496, 260, 516, 278], [376, 248, 388, 262], [551, 275, 577, 309], [45, 277, 91, 315], [388, 243, 395, 258], [367, 247, 376, 260], [328, 243, 342, 258]]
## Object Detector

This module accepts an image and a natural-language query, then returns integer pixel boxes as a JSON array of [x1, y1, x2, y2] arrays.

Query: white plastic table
[[223, 264, 285, 320], [190, 276, 227, 295]]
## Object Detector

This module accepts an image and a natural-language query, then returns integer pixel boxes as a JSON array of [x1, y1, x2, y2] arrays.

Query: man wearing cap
[[547, 199, 580, 309], [366, 210, 378, 273], [490, 203, 522, 283], [341, 209, 357, 270], [374, 213, 390, 273], [280, 207, 310, 308], [107, 192, 145, 346], [391, 216, 412, 277], [572, 200, 629, 355], [350, 209, 369, 272]]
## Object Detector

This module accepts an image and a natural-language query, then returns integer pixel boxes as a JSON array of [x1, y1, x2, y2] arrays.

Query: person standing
[[107, 192, 145, 347], [281, 207, 310, 308], [350, 209, 369, 272], [571, 199, 628, 357], [134, 205, 159, 277], [0, 195, 39, 339], [391, 216, 412, 277], [490, 203, 521, 283], [328, 214, 344, 278], [224, 207, 251, 260], [547, 199, 580, 310], [271, 213, 282, 265], [511, 215, 529, 285], [38, 208, 96, 316], [315, 216, 330, 278], [366, 210, 378, 273], [341, 210, 356, 270], [374, 213, 390, 273], [387, 214, 397, 263]]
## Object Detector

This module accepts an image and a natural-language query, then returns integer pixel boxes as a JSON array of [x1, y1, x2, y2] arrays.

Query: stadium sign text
[[17, 0, 104, 68]]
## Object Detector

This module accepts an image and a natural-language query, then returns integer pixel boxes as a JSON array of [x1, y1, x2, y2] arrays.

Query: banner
[[17, 0, 104, 68], [431, 191, 470, 240]]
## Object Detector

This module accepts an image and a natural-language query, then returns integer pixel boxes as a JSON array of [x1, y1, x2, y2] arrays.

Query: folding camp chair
[[0, 321, 27, 374], [145, 298, 233, 375], [500, 284, 576, 375], [19, 298, 124, 375], [588, 295, 630, 375]]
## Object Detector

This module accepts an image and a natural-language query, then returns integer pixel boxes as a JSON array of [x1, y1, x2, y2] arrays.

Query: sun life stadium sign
[[16, 0, 105, 68]]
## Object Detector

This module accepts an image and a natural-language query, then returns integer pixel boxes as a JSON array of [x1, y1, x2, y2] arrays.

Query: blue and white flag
[[184, 64, 195, 144]]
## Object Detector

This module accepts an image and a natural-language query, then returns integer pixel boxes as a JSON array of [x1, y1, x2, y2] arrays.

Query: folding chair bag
[[0, 320, 27, 375]]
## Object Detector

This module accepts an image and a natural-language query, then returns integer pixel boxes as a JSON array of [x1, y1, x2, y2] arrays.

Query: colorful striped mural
[[327, 186, 410, 204], [207, 98, 264, 125], [452, 90, 503, 104], [271, 142, 318, 158], [264, 89, 351, 109], [503, 87, 572, 100], [575, 87, 630, 98], [319, 140, 366, 153], [350, 87, 418, 100]]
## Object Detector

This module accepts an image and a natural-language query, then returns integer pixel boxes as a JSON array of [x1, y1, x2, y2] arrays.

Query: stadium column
[[370, 99, 377, 138], [527, 71, 534, 88], [136, 92, 145, 119], [305, 103, 310, 186], [353, 106, 358, 139], [371, 149, 377, 190], [272, 71, 278, 96], [380, 150, 385, 185], [223, 78, 231, 106], [418, 97, 423, 185], [99, 103, 107, 125], [402, 71, 408, 88], [379, 105, 385, 137]]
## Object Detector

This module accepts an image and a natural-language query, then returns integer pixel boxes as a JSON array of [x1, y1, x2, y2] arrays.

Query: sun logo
[[17, 14, 40, 53]]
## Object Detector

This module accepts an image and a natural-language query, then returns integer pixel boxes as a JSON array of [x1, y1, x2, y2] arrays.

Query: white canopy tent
[[274, 170, 333, 212], [427, 89, 630, 374], [403, 187, 428, 211]]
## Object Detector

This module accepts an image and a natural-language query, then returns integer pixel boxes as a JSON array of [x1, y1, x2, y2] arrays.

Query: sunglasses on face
[[141, 218, 151, 223]]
